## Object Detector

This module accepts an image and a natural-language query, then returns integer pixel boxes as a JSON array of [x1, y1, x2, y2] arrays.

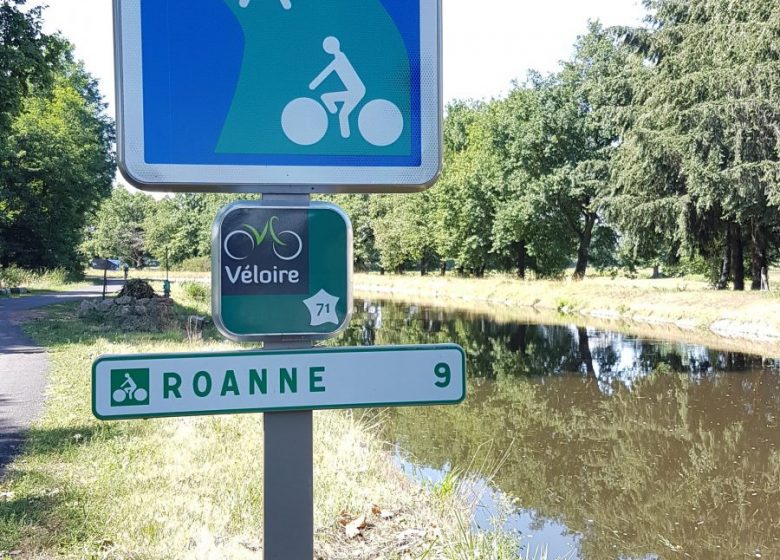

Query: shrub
[[0, 266, 72, 288], [0, 265, 28, 288], [117, 279, 156, 299], [181, 281, 209, 302]]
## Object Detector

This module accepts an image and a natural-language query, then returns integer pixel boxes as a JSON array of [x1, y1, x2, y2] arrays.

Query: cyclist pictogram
[[223, 216, 303, 262], [110, 369, 150, 407], [282, 36, 405, 148]]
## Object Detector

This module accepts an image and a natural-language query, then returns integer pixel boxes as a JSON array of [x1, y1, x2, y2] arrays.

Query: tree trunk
[[751, 223, 769, 291], [440, 261, 446, 277], [716, 226, 732, 290], [761, 267, 770, 291], [420, 259, 427, 276], [516, 241, 527, 279], [572, 214, 596, 281], [577, 327, 595, 377], [652, 265, 660, 279], [730, 223, 744, 291]]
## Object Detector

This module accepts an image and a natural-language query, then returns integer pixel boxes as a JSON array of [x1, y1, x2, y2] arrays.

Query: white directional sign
[[114, 0, 442, 192], [93, 344, 465, 420]]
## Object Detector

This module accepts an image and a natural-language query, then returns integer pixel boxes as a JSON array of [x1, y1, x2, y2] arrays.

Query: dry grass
[[0, 289, 522, 560]]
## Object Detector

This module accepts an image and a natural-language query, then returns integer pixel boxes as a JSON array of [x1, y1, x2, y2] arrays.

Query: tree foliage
[[608, 0, 780, 289], [0, 59, 115, 271], [82, 188, 154, 267]]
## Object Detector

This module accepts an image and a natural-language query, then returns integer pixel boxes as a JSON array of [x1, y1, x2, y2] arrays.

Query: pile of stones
[[78, 293, 175, 331]]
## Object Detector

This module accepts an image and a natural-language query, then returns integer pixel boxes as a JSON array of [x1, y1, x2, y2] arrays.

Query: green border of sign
[[92, 344, 466, 420]]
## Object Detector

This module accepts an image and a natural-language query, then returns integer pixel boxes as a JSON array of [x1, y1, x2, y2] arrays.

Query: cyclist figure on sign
[[309, 36, 366, 139], [121, 373, 137, 396]]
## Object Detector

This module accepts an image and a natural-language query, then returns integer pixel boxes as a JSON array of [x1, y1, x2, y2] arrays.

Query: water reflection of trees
[[343, 300, 780, 559], [343, 300, 778, 392], [389, 370, 780, 559]]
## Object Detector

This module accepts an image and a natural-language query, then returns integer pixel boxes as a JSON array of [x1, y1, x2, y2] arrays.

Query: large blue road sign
[[114, 0, 442, 192]]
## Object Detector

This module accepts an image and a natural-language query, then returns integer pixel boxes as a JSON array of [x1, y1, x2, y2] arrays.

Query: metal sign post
[[263, 339, 313, 560]]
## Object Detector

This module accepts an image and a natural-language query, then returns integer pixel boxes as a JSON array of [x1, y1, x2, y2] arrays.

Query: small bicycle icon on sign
[[223, 216, 303, 262], [112, 373, 148, 404], [282, 36, 404, 148]]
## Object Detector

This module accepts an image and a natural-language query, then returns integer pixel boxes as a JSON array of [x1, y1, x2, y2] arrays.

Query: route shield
[[212, 202, 352, 340], [114, 0, 442, 192]]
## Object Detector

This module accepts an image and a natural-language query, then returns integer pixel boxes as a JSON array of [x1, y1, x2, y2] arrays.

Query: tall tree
[[0, 0, 63, 132], [533, 24, 629, 280], [0, 0, 64, 242], [609, 0, 780, 289], [0, 58, 115, 272], [83, 187, 154, 267], [488, 87, 576, 279], [433, 102, 499, 276]]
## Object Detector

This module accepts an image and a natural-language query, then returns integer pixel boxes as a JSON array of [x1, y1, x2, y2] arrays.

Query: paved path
[[0, 282, 121, 474]]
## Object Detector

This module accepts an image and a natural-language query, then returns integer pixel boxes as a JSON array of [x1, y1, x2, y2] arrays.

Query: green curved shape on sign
[[217, 0, 411, 157]]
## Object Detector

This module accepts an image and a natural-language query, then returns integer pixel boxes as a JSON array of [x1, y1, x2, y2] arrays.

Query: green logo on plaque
[[110, 369, 150, 407]]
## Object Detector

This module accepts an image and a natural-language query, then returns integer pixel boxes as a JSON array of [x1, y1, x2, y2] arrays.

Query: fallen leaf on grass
[[345, 514, 367, 539], [370, 503, 395, 520]]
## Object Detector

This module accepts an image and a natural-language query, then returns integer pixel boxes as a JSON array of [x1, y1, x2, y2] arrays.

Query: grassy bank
[[354, 271, 780, 356], [0, 289, 520, 559]]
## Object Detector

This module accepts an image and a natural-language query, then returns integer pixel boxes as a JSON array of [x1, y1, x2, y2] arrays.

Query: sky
[[34, 0, 647, 119]]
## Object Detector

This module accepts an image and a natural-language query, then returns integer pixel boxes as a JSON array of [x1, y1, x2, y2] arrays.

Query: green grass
[[0, 287, 524, 559]]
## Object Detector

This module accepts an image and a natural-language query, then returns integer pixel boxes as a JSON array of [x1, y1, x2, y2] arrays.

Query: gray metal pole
[[261, 193, 314, 560], [263, 342, 314, 560]]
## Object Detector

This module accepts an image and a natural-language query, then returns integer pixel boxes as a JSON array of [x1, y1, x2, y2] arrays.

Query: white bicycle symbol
[[281, 36, 404, 148], [112, 373, 148, 404]]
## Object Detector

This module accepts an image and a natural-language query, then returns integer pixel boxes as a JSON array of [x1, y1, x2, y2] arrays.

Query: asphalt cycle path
[[0, 281, 121, 475]]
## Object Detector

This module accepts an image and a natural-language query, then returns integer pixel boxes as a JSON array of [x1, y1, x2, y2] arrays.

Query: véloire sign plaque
[[212, 202, 352, 340], [114, 0, 442, 192]]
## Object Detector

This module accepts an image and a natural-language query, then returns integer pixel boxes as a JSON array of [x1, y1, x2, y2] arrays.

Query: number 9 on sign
[[434, 362, 451, 388]]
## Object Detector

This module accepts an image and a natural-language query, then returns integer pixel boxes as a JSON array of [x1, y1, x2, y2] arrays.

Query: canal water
[[338, 299, 780, 560]]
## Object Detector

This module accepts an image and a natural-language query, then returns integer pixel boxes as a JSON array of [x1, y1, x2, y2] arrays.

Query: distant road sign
[[92, 344, 466, 420], [114, 0, 442, 192], [212, 202, 352, 341]]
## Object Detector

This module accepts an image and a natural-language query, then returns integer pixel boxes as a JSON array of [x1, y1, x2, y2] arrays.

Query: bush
[[0, 266, 72, 288], [181, 281, 209, 302], [173, 256, 211, 272], [0, 265, 28, 288], [117, 279, 156, 299]]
